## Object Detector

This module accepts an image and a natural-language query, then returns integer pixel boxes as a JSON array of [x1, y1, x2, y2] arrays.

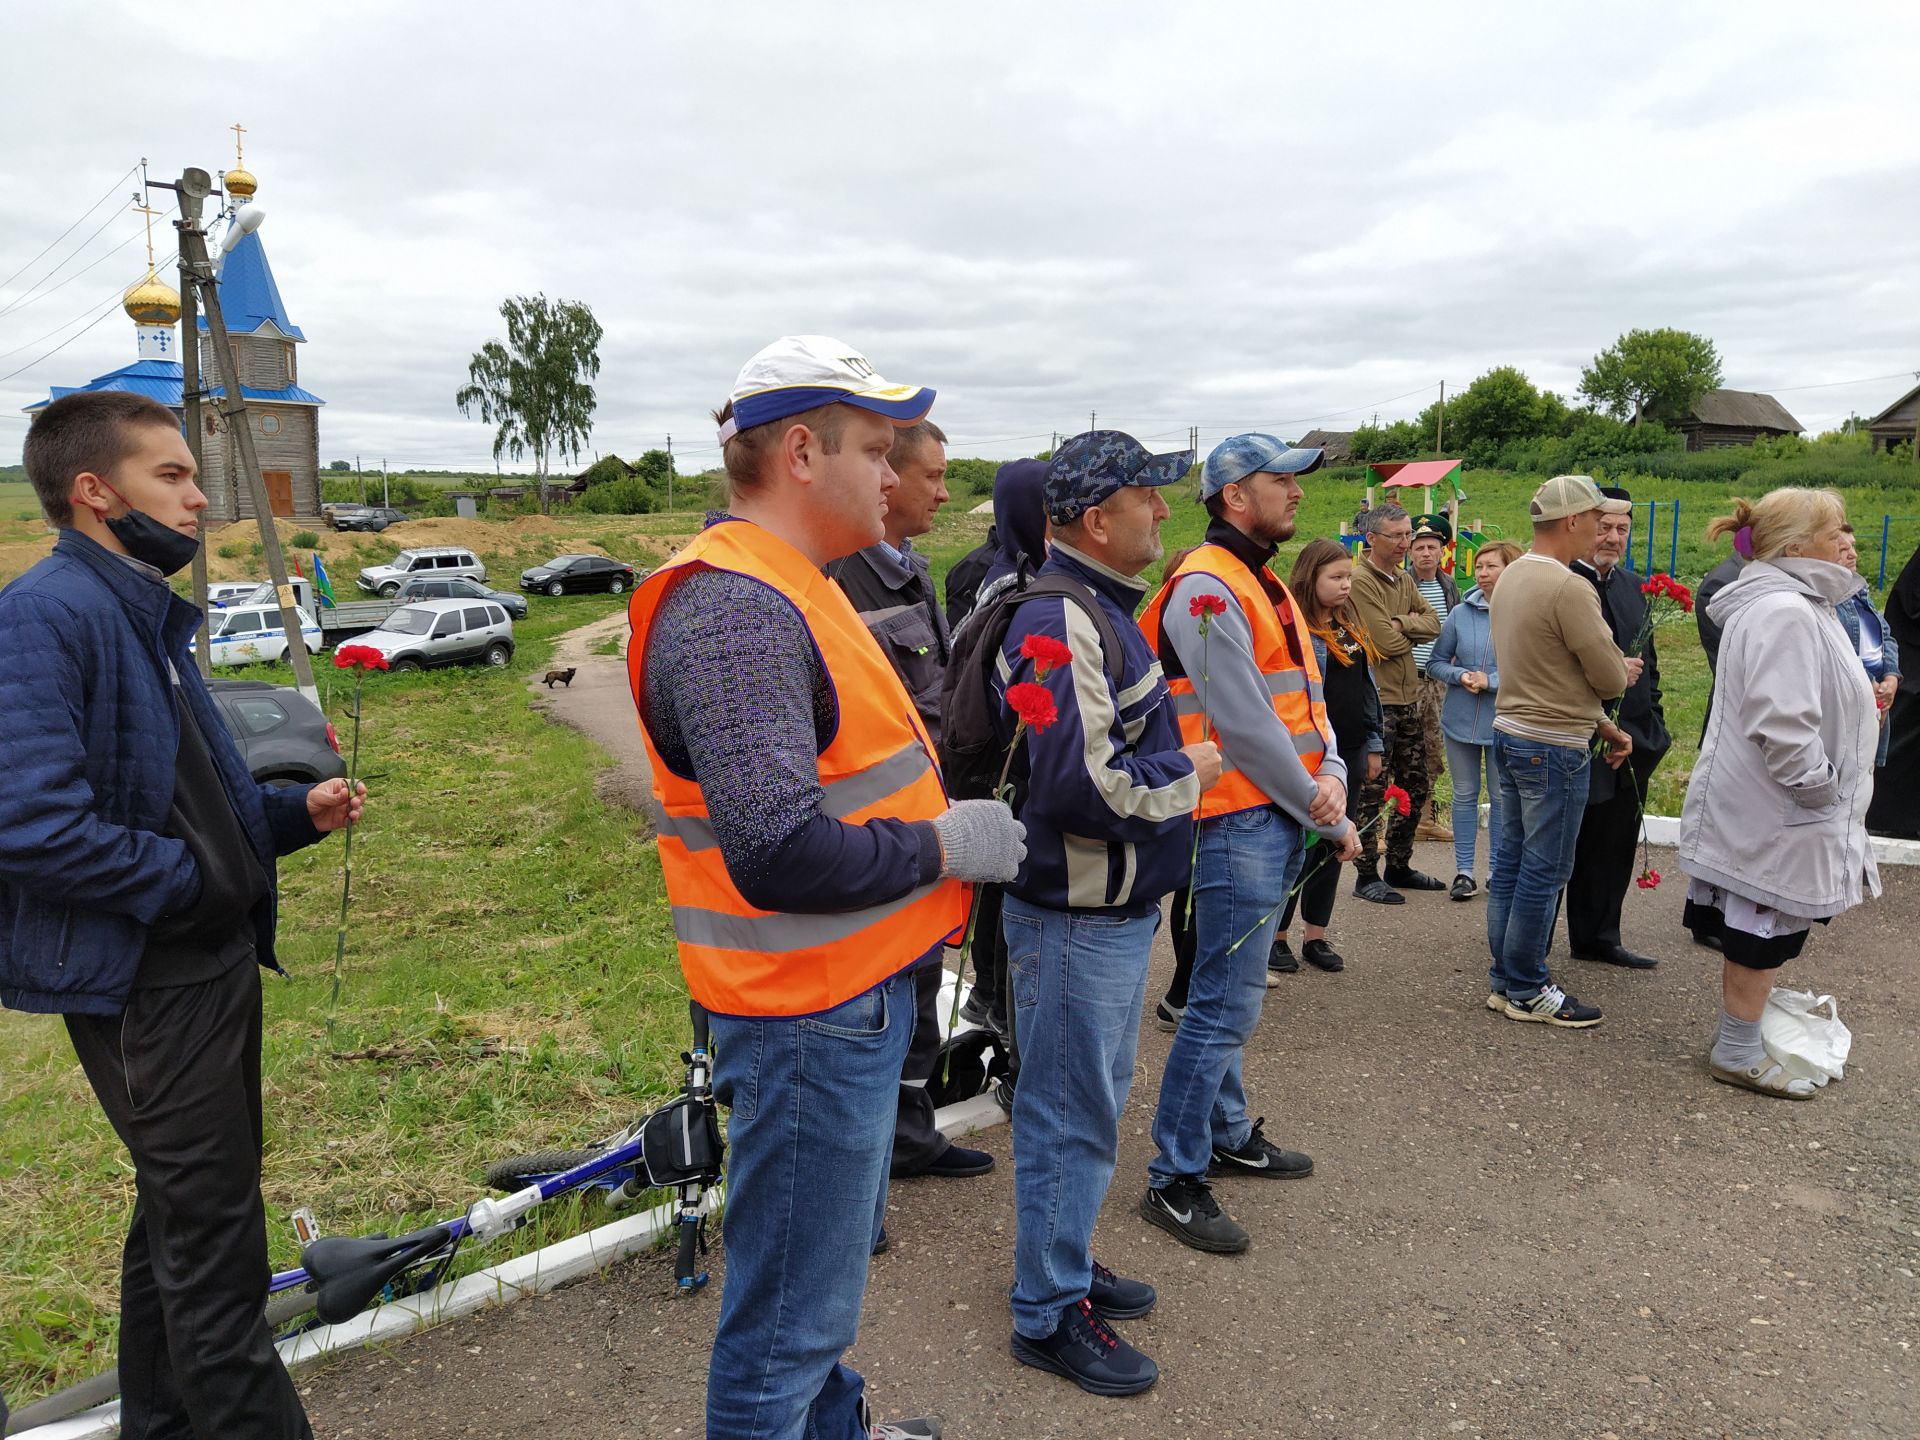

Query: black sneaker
[[871, 1226, 889, 1256], [1140, 1177, 1250, 1253], [1010, 1298, 1159, 1396], [1267, 937, 1298, 982], [957, 990, 994, 1029], [1384, 864, 1447, 892], [1300, 939, 1343, 972], [1353, 874, 1405, 905], [921, 1144, 995, 1179], [1209, 1117, 1314, 1179], [1088, 1259, 1155, 1320], [1450, 873, 1477, 901], [1501, 983, 1602, 1029], [1154, 998, 1184, 1033]]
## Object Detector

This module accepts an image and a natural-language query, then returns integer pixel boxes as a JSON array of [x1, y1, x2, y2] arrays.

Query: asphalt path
[[298, 635, 1918, 1439]]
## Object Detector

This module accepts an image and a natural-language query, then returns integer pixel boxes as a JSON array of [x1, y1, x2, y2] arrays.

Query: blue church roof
[[24, 359, 325, 413], [195, 227, 305, 342]]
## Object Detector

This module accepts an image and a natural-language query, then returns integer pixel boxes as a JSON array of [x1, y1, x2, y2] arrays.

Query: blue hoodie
[[1426, 586, 1499, 746], [979, 459, 1050, 597], [991, 543, 1198, 916]]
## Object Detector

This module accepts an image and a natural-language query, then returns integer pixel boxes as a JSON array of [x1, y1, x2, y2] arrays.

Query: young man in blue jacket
[[994, 431, 1221, 1396], [0, 392, 364, 1440]]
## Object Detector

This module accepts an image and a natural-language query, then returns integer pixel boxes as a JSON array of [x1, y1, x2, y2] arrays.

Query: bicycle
[[7, 1006, 723, 1436]]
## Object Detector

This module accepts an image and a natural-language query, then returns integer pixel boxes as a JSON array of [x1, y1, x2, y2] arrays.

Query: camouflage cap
[[1044, 431, 1194, 525]]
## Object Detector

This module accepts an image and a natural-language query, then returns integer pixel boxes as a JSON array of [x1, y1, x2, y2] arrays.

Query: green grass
[[907, 463, 1920, 818], [0, 592, 690, 1406]]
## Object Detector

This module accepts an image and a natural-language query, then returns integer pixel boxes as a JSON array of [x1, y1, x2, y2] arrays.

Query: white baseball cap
[[717, 335, 934, 444]]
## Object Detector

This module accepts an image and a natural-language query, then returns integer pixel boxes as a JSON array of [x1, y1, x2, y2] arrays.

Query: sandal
[[1708, 1057, 1816, 1101]]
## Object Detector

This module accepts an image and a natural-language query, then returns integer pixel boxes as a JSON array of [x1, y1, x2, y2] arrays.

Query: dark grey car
[[395, 574, 530, 618], [209, 679, 347, 788]]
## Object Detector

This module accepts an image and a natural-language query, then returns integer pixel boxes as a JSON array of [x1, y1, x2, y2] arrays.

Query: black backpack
[[943, 531, 998, 631], [938, 567, 1127, 803]]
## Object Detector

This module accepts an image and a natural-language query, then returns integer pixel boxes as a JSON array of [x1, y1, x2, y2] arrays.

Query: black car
[[394, 574, 531, 618], [334, 506, 410, 533], [209, 680, 346, 788], [520, 554, 639, 596]]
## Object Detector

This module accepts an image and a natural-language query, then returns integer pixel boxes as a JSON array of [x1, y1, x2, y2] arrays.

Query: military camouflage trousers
[[1416, 676, 1448, 779], [1355, 701, 1433, 873]]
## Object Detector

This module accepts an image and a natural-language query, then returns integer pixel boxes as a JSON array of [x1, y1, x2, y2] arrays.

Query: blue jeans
[[1444, 736, 1501, 880], [706, 970, 915, 1440], [1486, 735, 1591, 1000], [1003, 894, 1157, 1339], [1149, 805, 1302, 1188]]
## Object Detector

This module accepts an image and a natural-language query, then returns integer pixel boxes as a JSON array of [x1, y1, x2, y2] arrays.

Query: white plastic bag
[[1761, 989, 1852, 1086]]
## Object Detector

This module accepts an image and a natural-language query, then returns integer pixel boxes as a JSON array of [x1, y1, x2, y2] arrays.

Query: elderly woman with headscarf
[[1680, 488, 1882, 1100]]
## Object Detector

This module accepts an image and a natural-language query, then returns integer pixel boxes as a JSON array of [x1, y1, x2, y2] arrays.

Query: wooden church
[[27, 128, 325, 522]]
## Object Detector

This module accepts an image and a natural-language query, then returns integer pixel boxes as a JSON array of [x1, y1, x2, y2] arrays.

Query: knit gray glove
[[931, 800, 1027, 883]]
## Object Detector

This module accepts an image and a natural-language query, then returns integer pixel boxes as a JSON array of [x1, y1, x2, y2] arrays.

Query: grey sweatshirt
[[1160, 563, 1352, 843]]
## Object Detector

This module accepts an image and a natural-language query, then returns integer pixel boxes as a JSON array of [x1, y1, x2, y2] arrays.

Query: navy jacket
[[0, 529, 323, 1015], [992, 543, 1198, 916]]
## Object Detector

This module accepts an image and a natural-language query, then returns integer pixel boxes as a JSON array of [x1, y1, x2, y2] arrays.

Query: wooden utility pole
[[1435, 380, 1446, 454], [666, 433, 675, 511], [173, 190, 213, 679], [171, 166, 318, 700]]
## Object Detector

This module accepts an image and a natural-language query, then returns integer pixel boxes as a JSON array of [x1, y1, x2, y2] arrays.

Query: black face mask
[[100, 481, 201, 577]]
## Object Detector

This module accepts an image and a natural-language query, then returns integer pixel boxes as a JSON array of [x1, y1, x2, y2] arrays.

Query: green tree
[[327, 459, 352, 472], [1579, 328, 1723, 427], [1414, 367, 1573, 466], [631, 449, 674, 485], [456, 294, 604, 515], [575, 454, 633, 487]]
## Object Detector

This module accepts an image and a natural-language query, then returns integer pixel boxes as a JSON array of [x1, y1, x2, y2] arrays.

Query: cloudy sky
[[2, 1, 1916, 473]]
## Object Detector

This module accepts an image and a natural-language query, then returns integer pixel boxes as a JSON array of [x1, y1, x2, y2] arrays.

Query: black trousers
[[1166, 884, 1197, 1008], [890, 958, 952, 1175], [1279, 842, 1342, 932], [64, 961, 310, 1440], [1565, 755, 1658, 951]]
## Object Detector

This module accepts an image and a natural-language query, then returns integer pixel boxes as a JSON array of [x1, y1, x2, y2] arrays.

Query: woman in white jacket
[[1680, 489, 1881, 1099]]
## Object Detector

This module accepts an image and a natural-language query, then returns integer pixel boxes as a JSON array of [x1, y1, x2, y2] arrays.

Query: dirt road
[[302, 635, 1918, 1439]]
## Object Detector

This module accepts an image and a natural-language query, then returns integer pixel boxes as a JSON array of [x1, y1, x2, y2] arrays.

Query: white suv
[[355, 599, 516, 671], [356, 547, 487, 598]]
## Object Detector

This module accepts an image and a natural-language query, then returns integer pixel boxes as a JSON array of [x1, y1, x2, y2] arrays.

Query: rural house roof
[[1682, 388, 1801, 433], [1868, 382, 1920, 428]]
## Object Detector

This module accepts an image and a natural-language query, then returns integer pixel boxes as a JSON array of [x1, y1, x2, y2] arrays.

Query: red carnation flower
[[1384, 783, 1413, 818], [333, 644, 389, 672], [1635, 868, 1662, 890], [1006, 681, 1059, 733], [1019, 633, 1074, 675], [1189, 593, 1229, 618]]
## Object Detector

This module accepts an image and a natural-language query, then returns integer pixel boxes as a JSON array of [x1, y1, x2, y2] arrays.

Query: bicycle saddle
[[300, 1223, 456, 1324]]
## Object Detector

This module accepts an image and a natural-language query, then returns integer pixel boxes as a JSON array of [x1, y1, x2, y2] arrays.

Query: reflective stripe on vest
[[627, 520, 968, 1018], [1140, 544, 1334, 820]]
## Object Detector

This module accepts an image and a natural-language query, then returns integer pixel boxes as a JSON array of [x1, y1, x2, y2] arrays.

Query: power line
[[0, 277, 142, 363], [0, 211, 143, 322], [0, 297, 125, 386], [0, 162, 139, 293], [0, 228, 146, 326], [1764, 370, 1914, 394]]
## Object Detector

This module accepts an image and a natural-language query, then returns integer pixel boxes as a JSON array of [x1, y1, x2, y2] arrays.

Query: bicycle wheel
[[482, 1147, 607, 1191]]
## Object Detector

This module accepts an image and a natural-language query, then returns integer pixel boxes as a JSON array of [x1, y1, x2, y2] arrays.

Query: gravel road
[[298, 634, 1917, 1440]]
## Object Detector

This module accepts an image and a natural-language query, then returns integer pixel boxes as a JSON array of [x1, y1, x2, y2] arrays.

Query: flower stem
[[1221, 810, 1387, 957], [326, 676, 364, 1046]]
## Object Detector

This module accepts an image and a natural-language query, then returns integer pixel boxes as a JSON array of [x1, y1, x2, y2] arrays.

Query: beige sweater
[[1489, 552, 1628, 745], [1349, 553, 1441, 705]]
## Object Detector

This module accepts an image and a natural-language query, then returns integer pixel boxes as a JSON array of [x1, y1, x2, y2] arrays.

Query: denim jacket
[[1426, 587, 1499, 746]]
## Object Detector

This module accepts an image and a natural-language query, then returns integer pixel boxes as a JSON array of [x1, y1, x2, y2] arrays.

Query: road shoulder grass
[[0, 594, 689, 1405]]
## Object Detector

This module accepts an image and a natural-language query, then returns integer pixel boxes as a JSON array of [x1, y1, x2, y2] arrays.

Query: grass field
[[0, 589, 691, 1405], [2, 458, 1918, 1402]]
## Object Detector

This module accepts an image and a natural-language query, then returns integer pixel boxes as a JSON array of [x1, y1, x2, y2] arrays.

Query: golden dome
[[225, 167, 258, 199], [123, 270, 181, 326]]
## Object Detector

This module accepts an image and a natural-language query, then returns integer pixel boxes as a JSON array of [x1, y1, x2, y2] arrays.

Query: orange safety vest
[[1140, 543, 1332, 821], [626, 520, 968, 1018]]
